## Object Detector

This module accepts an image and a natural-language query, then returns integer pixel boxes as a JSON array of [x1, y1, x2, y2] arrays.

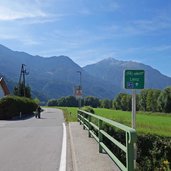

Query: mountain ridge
[[0, 44, 171, 100], [83, 57, 171, 90]]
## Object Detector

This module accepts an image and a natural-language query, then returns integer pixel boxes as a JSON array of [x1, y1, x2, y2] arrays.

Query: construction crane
[[0, 77, 10, 96]]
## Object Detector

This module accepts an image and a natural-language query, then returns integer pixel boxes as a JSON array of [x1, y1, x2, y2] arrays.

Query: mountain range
[[0, 44, 171, 101]]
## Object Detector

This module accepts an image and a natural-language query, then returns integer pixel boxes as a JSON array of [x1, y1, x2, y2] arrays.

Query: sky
[[0, 0, 171, 77]]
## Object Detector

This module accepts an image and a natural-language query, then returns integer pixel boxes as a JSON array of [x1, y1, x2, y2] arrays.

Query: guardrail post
[[83, 112, 85, 130], [98, 119, 103, 153], [126, 132, 135, 171], [77, 110, 79, 122], [78, 110, 81, 125], [88, 115, 92, 137]]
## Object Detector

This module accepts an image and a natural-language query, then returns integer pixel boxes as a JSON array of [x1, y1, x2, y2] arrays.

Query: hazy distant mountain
[[0, 44, 118, 100], [83, 57, 171, 90], [0, 44, 171, 100]]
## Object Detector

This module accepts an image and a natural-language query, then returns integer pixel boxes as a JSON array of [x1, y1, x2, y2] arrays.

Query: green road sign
[[124, 70, 145, 89]]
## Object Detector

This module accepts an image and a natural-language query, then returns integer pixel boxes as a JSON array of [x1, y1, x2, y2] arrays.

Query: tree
[[13, 83, 31, 98], [65, 96, 78, 107], [146, 89, 153, 111], [151, 89, 161, 112], [33, 98, 40, 105], [47, 99, 58, 106], [126, 94, 132, 111], [47, 96, 78, 107], [139, 89, 148, 111], [25, 85, 31, 98], [84, 96, 100, 108], [139, 89, 161, 112], [100, 99, 112, 109], [120, 94, 127, 111], [113, 93, 124, 110], [113, 93, 131, 111], [57, 97, 66, 107], [158, 87, 171, 113]]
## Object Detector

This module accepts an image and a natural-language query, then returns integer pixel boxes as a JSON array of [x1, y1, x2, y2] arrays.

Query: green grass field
[[57, 107, 171, 137], [94, 108, 171, 137]]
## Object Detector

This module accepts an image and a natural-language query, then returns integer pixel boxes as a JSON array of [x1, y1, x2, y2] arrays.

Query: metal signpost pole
[[132, 89, 136, 129], [132, 89, 137, 170], [124, 70, 145, 170]]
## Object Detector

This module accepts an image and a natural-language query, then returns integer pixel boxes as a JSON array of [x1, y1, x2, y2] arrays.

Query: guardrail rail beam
[[77, 110, 136, 171]]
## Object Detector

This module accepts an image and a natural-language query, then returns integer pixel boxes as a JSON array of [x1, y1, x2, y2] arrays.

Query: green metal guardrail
[[78, 110, 137, 171]]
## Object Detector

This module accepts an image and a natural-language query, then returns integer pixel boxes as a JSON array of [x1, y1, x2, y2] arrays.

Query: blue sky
[[0, 0, 171, 77]]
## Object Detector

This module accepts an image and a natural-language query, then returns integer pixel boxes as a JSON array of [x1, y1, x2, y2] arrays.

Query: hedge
[[137, 134, 171, 171], [81, 106, 95, 114], [102, 125, 171, 171], [0, 96, 37, 119]]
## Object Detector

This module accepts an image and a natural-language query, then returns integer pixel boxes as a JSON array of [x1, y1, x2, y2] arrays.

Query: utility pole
[[18, 64, 29, 97]]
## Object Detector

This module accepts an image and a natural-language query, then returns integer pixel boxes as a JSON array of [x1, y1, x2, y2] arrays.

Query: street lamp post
[[77, 71, 82, 88], [77, 71, 82, 108]]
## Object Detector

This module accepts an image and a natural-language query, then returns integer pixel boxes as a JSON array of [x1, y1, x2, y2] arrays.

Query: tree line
[[114, 87, 171, 113], [47, 86, 171, 113], [47, 96, 112, 108]]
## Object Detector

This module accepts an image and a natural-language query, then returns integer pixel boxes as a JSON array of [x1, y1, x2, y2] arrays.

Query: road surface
[[0, 108, 64, 171]]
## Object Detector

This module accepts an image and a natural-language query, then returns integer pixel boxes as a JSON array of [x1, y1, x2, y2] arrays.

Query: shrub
[[137, 134, 171, 170], [103, 127, 171, 170], [81, 106, 95, 114], [0, 96, 37, 119]]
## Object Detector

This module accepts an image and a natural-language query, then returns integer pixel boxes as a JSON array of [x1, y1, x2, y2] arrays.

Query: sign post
[[132, 89, 136, 129], [124, 69, 145, 129], [74, 85, 82, 108], [124, 69, 145, 170]]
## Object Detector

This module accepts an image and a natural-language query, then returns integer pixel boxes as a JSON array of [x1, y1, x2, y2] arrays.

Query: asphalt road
[[0, 108, 64, 171]]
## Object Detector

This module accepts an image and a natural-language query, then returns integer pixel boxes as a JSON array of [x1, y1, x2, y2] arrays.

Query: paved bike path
[[68, 122, 120, 171]]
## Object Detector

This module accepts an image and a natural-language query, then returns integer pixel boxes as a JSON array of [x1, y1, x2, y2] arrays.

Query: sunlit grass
[[58, 107, 78, 122], [51, 106, 171, 137], [93, 108, 171, 137]]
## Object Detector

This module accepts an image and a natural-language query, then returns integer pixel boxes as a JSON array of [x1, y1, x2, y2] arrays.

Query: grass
[[93, 108, 171, 137], [58, 107, 78, 122], [52, 106, 171, 137]]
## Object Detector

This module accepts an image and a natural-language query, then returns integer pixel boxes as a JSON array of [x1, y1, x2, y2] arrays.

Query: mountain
[[0, 44, 119, 100], [0, 44, 171, 101], [83, 57, 171, 91]]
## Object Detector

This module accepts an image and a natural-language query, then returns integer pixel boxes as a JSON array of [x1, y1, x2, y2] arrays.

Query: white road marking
[[59, 123, 67, 171]]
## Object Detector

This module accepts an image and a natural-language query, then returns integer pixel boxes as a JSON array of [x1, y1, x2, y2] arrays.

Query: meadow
[[58, 107, 171, 137]]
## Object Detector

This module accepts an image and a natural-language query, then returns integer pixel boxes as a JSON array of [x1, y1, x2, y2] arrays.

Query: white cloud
[[99, 1, 120, 12], [80, 1, 119, 15], [143, 45, 171, 52], [0, 33, 17, 40], [131, 17, 171, 33], [19, 36, 41, 46], [0, 0, 47, 21], [101, 15, 171, 38]]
